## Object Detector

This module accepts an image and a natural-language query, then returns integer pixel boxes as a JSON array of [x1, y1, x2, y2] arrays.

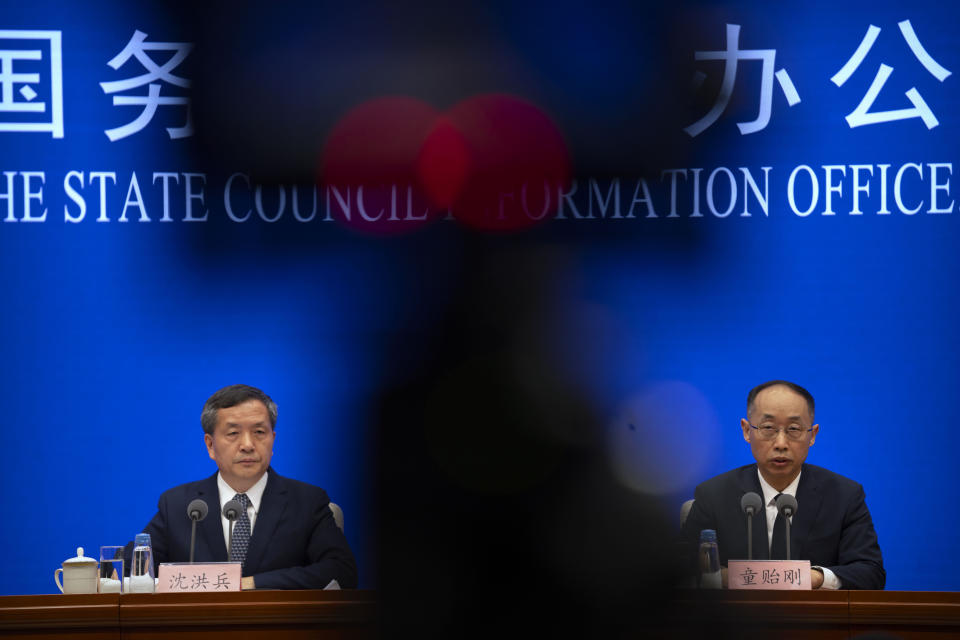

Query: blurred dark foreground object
[[369, 243, 737, 638]]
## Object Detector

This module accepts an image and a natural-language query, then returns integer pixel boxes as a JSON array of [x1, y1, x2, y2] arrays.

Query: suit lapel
[[197, 473, 228, 561], [790, 464, 822, 560], [738, 465, 769, 560], [243, 469, 287, 573]]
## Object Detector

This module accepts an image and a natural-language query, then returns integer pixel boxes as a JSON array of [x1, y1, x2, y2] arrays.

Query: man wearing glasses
[[680, 380, 884, 590]]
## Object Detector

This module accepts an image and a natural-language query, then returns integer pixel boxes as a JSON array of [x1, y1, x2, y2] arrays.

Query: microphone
[[188, 499, 208, 521], [740, 492, 763, 560], [186, 499, 208, 564], [223, 499, 242, 563], [775, 494, 799, 560]]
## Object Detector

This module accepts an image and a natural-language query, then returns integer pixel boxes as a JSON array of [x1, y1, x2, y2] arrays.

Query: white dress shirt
[[756, 469, 841, 589], [216, 471, 268, 553]]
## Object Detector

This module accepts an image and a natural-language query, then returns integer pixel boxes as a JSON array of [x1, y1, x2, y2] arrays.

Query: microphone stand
[[222, 500, 241, 563], [186, 500, 208, 565], [189, 517, 198, 563], [740, 492, 762, 561], [784, 509, 793, 561]]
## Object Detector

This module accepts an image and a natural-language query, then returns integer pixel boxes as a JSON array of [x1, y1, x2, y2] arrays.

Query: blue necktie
[[230, 493, 251, 567]]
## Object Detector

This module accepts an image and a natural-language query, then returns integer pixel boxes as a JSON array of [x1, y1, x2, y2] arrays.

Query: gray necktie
[[230, 493, 251, 567], [771, 493, 787, 560]]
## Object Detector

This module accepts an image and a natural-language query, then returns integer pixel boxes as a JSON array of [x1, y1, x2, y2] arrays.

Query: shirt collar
[[216, 470, 268, 513], [757, 467, 802, 507]]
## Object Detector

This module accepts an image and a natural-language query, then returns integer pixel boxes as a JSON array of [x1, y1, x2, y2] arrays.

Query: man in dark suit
[[680, 380, 884, 590], [138, 384, 357, 590]]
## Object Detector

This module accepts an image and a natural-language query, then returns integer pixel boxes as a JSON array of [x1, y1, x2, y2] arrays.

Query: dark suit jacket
[[679, 463, 884, 590], [138, 468, 358, 589]]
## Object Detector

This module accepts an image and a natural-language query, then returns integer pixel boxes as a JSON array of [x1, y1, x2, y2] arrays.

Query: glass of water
[[99, 545, 124, 593]]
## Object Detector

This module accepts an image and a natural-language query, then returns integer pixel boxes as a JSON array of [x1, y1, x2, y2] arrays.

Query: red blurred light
[[320, 94, 571, 233]]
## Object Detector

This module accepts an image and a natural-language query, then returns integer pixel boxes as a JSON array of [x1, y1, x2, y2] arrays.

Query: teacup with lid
[[54, 547, 98, 594]]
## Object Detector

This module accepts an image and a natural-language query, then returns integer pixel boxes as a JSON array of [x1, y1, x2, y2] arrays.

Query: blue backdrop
[[2, 0, 958, 594]]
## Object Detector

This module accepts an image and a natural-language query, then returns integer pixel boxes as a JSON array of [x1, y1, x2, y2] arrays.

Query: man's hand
[[241, 576, 256, 590], [811, 567, 824, 589]]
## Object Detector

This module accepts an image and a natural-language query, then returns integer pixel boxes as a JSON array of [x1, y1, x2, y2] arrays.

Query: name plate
[[157, 562, 241, 593], [727, 559, 811, 590]]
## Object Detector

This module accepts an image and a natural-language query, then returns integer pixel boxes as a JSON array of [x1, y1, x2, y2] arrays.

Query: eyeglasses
[[747, 423, 813, 441]]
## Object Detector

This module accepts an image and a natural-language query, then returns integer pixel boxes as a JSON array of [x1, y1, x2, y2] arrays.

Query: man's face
[[204, 399, 275, 492], [740, 385, 818, 491]]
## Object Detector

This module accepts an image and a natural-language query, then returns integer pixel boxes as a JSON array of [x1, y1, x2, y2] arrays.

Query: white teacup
[[121, 576, 159, 592], [55, 547, 98, 594], [99, 577, 122, 593]]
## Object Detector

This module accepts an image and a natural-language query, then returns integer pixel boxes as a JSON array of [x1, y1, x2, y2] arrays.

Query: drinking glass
[[99, 545, 124, 593], [129, 533, 155, 593]]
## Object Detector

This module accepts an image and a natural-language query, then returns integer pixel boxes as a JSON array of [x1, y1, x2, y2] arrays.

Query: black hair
[[200, 384, 277, 434], [746, 380, 815, 421]]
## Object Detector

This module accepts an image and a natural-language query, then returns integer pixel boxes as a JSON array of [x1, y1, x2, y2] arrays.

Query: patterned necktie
[[230, 493, 251, 567], [771, 493, 788, 560]]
